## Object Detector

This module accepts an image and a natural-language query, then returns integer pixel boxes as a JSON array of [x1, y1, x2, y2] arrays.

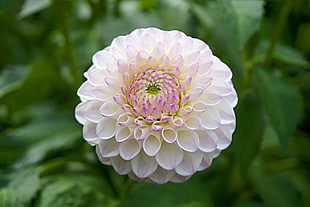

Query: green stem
[[55, 0, 81, 89], [265, 0, 292, 66]]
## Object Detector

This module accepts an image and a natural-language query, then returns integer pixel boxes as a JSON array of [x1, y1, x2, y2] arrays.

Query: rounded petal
[[132, 151, 158, 178], [96, 118, 116, 139], [119, 139, 141, 160], [175, 151, 203, 176], [115, 126, 132, 142], [83, 121, 99, 145], [162, 127, 177, 143], [156, 143, 183, 170], [143, 134, 161, 156], [197, 150, 220, 171], [197, 130, 217, 152], [99, 101, 121, 118], [96, 139, 119, 158], [177, 130, 199, 152], [111, 156, 132, 175], [200, 107, 221, 130], [149, 167, 175, 184]]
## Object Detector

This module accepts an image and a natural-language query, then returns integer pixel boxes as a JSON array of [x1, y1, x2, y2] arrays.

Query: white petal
[[76, 100, 103, 123], [99, 101, 121, 118], [77, 81, 94, 100], [110, 46, 127, 60], [189, 87, 205, 99], [203, 92, 223, 105], [134, 126, 151, 141], [92, 50, 116, 70], [117, 112, 135, 126], [83, 121, 99, 145], [184, 116, 201, 130], [111, 156, 131, 175], [175, 151, 203, 176], [170, 174, 190, 183], [115, 126, 132, 142], [169, 43, 182, 58], [215, 100, 235, 124], [87, 68, 107, 85], [75, 102, 88, 124], [155, 143, 183, 170], [132, 151, 158, 178], [177, 130, 199, 152], [143, 134, 161, 156], [208, 79, 233, 96], [200, 107, 221, 130], [96, 118, 116, 139], [197, 130, 217, 152], [104, 76, 121, 91], [215, 124, 233, 150], [191, 101, 208, 113], [149, 167, 175, 184], [91, 85, 114, 101], [209, 56, 232, 80], [197, 150, 220, 171], [97, 139, 119, 158], [162, 127, 177, 143], [119, 139, 141, 160]]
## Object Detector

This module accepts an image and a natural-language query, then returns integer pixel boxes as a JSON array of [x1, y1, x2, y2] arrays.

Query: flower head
[[75, 27, 237, 184]]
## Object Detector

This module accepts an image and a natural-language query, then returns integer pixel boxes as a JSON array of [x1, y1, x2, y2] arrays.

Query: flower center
[[146, 83, 161, 95], [127, 67, 181, 120]]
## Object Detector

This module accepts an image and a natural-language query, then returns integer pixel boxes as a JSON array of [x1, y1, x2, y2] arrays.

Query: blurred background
[[0, 0, 310, 206]]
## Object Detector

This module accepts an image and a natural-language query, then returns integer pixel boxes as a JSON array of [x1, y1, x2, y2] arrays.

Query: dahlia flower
[[75, 27, 237, 184]]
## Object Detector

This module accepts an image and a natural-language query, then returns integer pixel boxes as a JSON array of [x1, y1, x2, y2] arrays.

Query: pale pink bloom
[[75, 27, 237, 184]]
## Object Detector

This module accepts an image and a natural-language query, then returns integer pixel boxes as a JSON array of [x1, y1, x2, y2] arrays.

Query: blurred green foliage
[[0, 0, 310, 207]]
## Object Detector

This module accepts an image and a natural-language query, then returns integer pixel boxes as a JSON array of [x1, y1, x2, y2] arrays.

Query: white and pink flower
[[75, 27, 237, 184]]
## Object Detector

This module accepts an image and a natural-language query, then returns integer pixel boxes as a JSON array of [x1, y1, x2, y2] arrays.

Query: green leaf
[[254, 41, 310, 68], [11, 115, 81, 168], [190, 0, 264, 49], [0, 65, 29, 99], [189, 0, 263, 89], [121, 177, 212, 207], [232, 90, 265, 174], [0, 188, 17, 207], [0, 0, 20, 9], [231, 0, 264, 49], [35, 176, 115, 207], [252, 174, 302, 207], [0, 168, 40, 207], [9, 168, 40, 205], [254, 68, 303, 148], [19, 0, 51, 18]]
